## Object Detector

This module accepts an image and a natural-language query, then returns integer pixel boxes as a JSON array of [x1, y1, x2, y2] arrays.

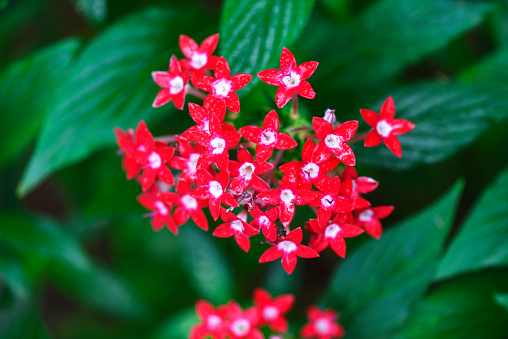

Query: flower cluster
[[115, 33, 414, 274], [190, 288, 344, 339]]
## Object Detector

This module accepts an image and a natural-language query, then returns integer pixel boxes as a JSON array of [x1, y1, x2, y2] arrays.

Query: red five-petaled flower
[[222, 302, 262, 339], [179, 33, 220, 75], [257, 170, 318, 227], [360, 96, 415, 157], [192, 56, 252, 114], [137, 187, 178, 234], [213, 210, 259, 252], [309, 216, 364, 258], [253, 288, 294, 333], [152, 55, 190, 110], [258, 47, 318, 108], [259, 227, 319, 275], [240, 110, 297, 163], [355, 205, 394, 239], [340, 166, 377, 209], [310, 176, 354, 228], [300, 306, 345, 339], [249, 205, 279, 242], [190, 300, 228, 339], [312, 118, 358, 166], [229, 147, 273, 193], [191, 170, 238, 221]]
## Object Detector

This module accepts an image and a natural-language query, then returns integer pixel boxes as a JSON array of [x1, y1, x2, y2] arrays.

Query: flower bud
[[323, 108, 336, 125]]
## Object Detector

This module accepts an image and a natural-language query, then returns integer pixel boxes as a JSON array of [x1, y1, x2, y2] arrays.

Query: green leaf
[[151, 308, 197, 339], [72, 0, 108, 24], [399, 271, 508, 338], [316, 0, 493, 89], [0, 254, 32, 301], [177, 225, 235, 304], [494, 293, 508, 312], [436, 166, 508, 279], [460, 48, 508, 87], [18, 6, 214, 197], [354, 82, 508, 169], [320, 181, 463, 339], [0, 39, 80, 165], [220, 0, 315, 83]]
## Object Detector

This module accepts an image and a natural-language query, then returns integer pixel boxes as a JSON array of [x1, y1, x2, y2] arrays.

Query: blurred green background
[[1, 0, 508, 338]]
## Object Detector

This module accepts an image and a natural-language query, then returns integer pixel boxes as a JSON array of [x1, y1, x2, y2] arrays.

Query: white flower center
[[261, 130, 276, 145], [376, 120, 393, 137], [154, 201, 168, 215], [206, 315, 221, 329], [325, 134, 343, 149], [258, 215, 270, 227], [321, 195, 335, 209], [181, 195, 198, 210], [188, 153, 200, 174], [230, 220, 244, 233], [280, 189, 295, 204], [277, 240, 297, 253], [315, 318, 331, 335], [281, 71, 301, 88], [208, 181, 223, 198], [148, 152, 162, 169], [169, 76, 184, 94], [210, 137, 226, 155], [239, 162, 255, 180], [325, 223, 342, 238], [231, 319, 251, 336], [302, 162, 319, 180], [213, 78, 232, 97], [263, 306, 279, 321], [190, 52, 208, 69], [359, 209, 374, 222]]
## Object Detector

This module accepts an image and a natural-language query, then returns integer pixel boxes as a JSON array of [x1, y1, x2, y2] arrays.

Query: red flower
[[229, 147, 273, 193], [257, 170, 318, 227], [213, 210, 259, 252], [360, 96, 415, 157], [240, 110, 297, 164], [300, 306, 345, 339], [222, 302, 263, 339], [114, 127, 141, 180], [248, 205, 279, 242], [190, 300, 228, 339], [179, 33, 220, 75], [310, 176, 354, 228], [312, 118, 358, 166], [168, 136, 204, 184], [132, 121, 175, 191], [137, 187, 178, 233], [258, 47, 318, 108], [189, 112, 241, 172], [182, 100, 228, 141], [152, 55, 190, 110], [259, 227, 319, 274], [354, 206, 394, 239], [192, 56, 252, 114], [191, 170, 238, 221], [158, 180, 208, 231], [340, 166, 377, 209], [252, 288, 294, 333], [309, 216, 363, 258], [279, 138, 340, 190]]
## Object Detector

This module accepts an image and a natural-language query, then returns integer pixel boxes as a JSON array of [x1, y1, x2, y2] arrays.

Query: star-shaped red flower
[[114, 127, 141, 180], [152, 55, 190, 110], [309, 216, 363, 258], [354, 205, 394, 239], [222, 302, 262, 339], [360, 96, 415, 157], [259, 227, 319, 274], [258, 47, 318, 108], [257, 170, 318, 227], [252, 288, 294, 333], [190, 300, 228, 339], [213, 210, 259, 252], [229, 147, 273, 193], [240, 110, 297, 163], [191, 170, 238, 221], [137, 187, 178, 233], [340, 166, 377, 209], [192, 56, 252, 114], [248, 205, 279, 242], [310, 176, 354, 228], [168, 136, 204, 184], [300, 306, 345, 339], [312, 118, 358, 166], [179, 33, 220, 75]]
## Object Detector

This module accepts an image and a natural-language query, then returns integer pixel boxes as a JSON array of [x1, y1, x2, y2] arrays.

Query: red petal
[[215, 151, 230, 172], [257, 189, 281, 205], [141, 168, 156, 191], [383, 134, 402, 157], [204, 95, 227, 121], [237, 147, 253, 163], [341, 224, 364, 238], [191, 209, 208, 231], [209, 197, 221, 220], [172, 91, 185, 110], [192, 75, 214, 92], [262, 223, 277, 242], [215, 171, 230, 188], [263, 110, 279, 131], [199, 33, 219, 55], [191, 186, 211, 200], [380, 96, 396, 120], [222, 123, 241, 148], [225, 92, 241, 113], [158, 166, 175, 186], [392, 119, 415, 135], [179, 35, 198, 58], [364, 129, 382, 147], [356, 177, 379, 194], [298, 61, 319, 79], [372, 205, 394, 219], [294, 80, 315, 99], [318, 207, 332, 228], [275, 133, 297, 150], [312, 117, 334, 140], [301, 138, 316, 163], [285, 227, 303, 243], [152, 71, 171, 87], [279, 203, 295, 226], [274, 294, 295, 313], [281, 252, 297, 274], [335, 120, 358, 141], [240, 125, 262, 143], [334, 143, 356, 166], [196, 300, 215, 319], [294, 190, 318, 206], [250, 174, 271, 192], [330, 237, 347, 258], [231, 73, 252, 91], [259, 246, 283, 263], [213, 223, 235, 237], [296, 244, 319, 258], [279, 161, 303, 174], [364, 218, 382, 239], [311, 141, 333, 164], [269, 316, 288, 333], [275, 86, 294, 108], [152, 88, 173, 108], [360, 109, 380, 128], [280, 47, 297, 73], [280, 170, 298, 191], [214, 56, 231, 79], [257, 69, 283, 86], [221, 192, 239, 207], [169, 55, 181, 74], [188, 103, 208, 125], [253, 288, 272, 305], [256, 143, 274, 164], [235, 233, 251, 252]]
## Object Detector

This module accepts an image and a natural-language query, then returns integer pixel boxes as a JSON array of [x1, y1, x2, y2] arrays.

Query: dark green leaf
[[220, 0, 315, 83], [460, 48, 508, 87], [72, 0, 108, 24], [320, 181, 463, 339], [316, 0, 493, 89], [18, 6, 214, 196], [354, 82, 508, 169], [177, 225, 235, 304], [399, 271, 508, 338], [494, 293, 508, 312], [0, 39, 80, 165], [151, 308, 197, 339], [0, 254, 31, 301], [436, 165, 508, 279]]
